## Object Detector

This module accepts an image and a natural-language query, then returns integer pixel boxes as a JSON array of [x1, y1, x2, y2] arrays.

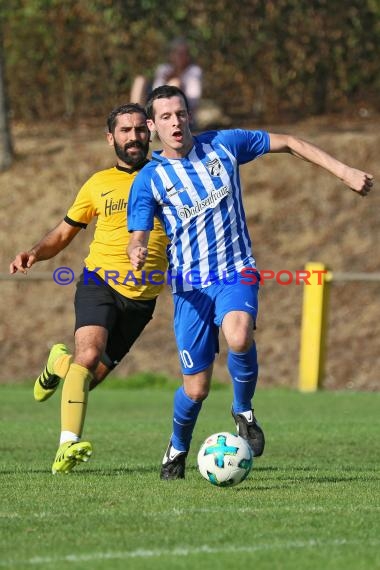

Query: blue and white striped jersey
[[128, 129, 270, 293]]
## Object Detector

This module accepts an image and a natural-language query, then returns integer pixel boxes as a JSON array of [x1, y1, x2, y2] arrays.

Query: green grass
[[1, 384, 379, 570]]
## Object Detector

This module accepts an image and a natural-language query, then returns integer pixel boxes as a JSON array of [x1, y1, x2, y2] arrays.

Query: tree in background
[[1, 0, 379, 124], [0, 27, 12, 171]]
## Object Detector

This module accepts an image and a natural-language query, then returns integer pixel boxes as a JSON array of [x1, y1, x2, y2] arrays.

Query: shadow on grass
[[2, 463, 378, 485]]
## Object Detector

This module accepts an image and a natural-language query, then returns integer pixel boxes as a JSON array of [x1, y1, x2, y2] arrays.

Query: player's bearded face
[[114, 139, 149, 167]]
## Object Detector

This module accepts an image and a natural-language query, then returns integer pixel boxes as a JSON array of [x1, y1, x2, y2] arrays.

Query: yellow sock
[[61, 363, 92, 438], [53, 354, 72, 379]]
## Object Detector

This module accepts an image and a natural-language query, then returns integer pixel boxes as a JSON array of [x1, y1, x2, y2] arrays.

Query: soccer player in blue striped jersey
[[127, 85, 374, 480]]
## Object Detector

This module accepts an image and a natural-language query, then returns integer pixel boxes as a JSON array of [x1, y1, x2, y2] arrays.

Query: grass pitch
[[0, 383, 379, 570]]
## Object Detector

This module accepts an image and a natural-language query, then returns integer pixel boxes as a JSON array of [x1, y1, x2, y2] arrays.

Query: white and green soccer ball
[[197, 432, 253, 487]]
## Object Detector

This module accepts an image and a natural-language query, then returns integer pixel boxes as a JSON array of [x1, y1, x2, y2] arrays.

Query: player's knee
[[185, 385, 209, 402], [74, 346, 102, 372], [228, 331, 252, 353]]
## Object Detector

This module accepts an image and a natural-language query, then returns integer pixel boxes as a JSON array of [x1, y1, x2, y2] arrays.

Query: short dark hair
[[145, 85, 190, 120], [106, 103, 147, 134]]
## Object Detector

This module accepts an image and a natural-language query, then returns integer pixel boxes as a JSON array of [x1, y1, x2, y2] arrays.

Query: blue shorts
[[173, 279, 259, 374]]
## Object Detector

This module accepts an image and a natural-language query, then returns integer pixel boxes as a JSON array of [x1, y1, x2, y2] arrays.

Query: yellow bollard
[[298, 262, 331, 392]]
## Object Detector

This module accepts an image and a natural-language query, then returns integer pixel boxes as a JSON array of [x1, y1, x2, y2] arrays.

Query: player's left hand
[[343, 168, 374, 197]]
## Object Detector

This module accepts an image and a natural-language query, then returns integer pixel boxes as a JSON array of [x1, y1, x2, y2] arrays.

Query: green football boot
[[52, 441, 93, 474], [34, 343, 69, 402]]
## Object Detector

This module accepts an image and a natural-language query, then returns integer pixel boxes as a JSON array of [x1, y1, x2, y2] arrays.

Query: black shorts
[[74, 272, 156, 368]]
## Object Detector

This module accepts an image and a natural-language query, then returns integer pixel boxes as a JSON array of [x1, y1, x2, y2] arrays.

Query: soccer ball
[[197, 432, 253, 487]]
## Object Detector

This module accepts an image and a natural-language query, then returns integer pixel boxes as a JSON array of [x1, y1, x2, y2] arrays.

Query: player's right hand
[[128, 246, 148, 271], [9, 251, 37, 274]]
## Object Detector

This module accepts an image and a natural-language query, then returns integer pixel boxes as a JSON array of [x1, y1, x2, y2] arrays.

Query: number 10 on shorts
[[180, 350, 194, 369]]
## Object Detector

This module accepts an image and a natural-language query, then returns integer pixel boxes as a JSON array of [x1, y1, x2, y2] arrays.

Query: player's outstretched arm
[[127, 230, 150, 271], [9, 220, 81, 274], [268, 133, 374, 197]]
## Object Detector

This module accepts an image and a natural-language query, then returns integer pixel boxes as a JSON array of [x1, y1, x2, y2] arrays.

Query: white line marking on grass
[[1, 538, 379, 567], [157, 505, 380, 516], [2, 504, 379, 523]]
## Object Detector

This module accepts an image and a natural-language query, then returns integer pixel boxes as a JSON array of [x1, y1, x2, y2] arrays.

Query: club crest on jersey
[[206, 158, 222, 177]]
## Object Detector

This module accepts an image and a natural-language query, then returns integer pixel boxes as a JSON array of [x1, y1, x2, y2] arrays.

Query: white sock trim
[[162, 442, 183, 463], [239, 410, 253, 422], [60, 431, 80, 445]]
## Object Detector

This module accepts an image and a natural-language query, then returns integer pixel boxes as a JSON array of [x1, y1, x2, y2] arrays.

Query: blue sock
[[228, 343, 258, 413], [171, 386, 203, 452]]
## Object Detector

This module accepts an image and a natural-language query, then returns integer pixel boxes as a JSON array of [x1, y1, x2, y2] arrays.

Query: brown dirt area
[[1, 115, 379, 390]]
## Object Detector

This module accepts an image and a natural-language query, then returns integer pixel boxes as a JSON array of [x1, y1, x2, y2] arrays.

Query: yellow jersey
[[65, 165, 168, 300]]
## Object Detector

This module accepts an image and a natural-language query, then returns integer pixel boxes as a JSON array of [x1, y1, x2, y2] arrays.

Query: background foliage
[[1, 0, 379, 122]]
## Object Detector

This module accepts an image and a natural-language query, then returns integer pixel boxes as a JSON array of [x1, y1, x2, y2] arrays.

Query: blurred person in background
[[130, 37, 202, 127]]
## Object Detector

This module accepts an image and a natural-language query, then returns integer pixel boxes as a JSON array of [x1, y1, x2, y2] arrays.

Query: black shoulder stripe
[[64, 215, 87, 229]]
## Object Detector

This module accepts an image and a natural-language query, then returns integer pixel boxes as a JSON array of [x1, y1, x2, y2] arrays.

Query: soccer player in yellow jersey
[[9, 103, 168, 474]]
